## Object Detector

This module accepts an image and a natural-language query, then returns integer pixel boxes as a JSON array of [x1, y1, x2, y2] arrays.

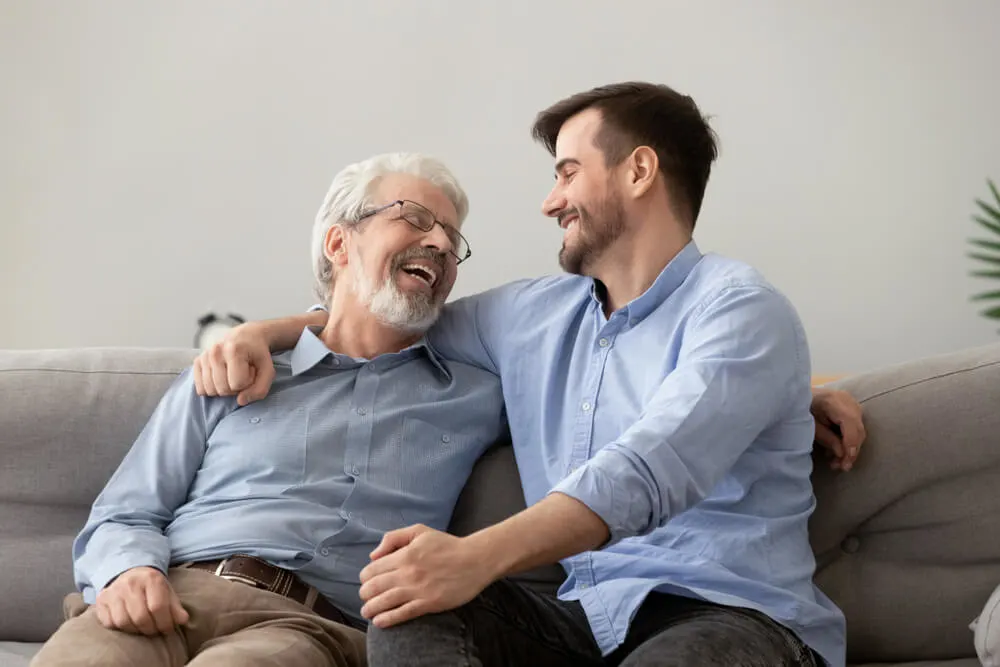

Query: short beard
[[351, 247, 445, 334], [558, 188, 627, 276]]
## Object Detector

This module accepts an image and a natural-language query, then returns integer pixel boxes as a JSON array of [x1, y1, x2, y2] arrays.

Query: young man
[[195, 83, 862, 666], [31, 154, 507, 667]]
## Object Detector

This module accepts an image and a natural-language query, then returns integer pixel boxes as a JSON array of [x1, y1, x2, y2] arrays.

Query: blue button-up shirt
[[426, 241, 846, 666], [73, 328, 505, 623]]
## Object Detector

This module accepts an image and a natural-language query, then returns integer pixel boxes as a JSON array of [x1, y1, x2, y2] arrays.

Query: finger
[[200, 349, 220, 397], [124, 589, 158, 636], [110, 598, 139, 634], [192, 357, 206, 396], [361, 584, 413, 620], [95, 602, 113, 629], [223, 342, 254, 393], [359, 570, 402, 603], [370, 525, 425, 561], [238, 354, 275, 406], [835, 417, 866, 462], [372, 600, 431, 629], [813, 423, 845, 461], [360, 550, 404, 584], [209, 345, 233, 396], [143, 582, 177, 634], [170, 592, 190, 627]]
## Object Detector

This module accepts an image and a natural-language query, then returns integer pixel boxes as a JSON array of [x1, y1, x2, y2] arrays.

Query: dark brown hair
[[532, 81, 719, 228]]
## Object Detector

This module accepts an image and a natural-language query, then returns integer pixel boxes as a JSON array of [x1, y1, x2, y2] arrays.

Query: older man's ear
[[811, 387, 866, 471]]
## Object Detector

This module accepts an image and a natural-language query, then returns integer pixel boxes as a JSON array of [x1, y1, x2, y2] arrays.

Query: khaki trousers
[[30, 567, 366, 667]]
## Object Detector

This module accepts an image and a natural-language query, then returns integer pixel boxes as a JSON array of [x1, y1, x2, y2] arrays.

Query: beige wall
[[2, 0, 998, 373]]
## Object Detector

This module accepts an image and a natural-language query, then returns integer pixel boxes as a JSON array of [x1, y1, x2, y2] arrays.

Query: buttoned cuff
[[87, 553, 168, 600]]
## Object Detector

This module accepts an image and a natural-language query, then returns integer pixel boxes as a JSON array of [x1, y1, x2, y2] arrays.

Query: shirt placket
[[340, 361, 380, 519], [569, 308, 624, 588]]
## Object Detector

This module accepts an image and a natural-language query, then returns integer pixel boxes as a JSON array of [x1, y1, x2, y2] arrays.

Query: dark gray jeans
[[367, 579, 820, 667]]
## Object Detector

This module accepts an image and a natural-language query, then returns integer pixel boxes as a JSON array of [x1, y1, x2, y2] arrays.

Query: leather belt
[[186, 555, 356, 628]]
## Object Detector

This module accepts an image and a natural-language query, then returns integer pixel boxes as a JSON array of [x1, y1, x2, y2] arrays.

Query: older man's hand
[[95, 567, 189, 635], [812, 387, 866, 471], [358, 525, 497, 628]]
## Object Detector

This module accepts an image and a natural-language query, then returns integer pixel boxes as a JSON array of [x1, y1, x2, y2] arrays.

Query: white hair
[[310, 152, 469, 304]]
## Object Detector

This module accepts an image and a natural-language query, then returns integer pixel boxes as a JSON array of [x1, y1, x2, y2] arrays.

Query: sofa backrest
[[809, 343, 1000, 663], [0, 348, 199, 641]]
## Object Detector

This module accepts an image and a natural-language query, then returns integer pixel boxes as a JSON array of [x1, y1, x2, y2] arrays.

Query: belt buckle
[[213, 556, 262, 588]]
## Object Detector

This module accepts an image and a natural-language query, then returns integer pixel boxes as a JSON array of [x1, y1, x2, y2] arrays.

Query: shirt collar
[[288, 326, 450, 379], [589, 240, 703, 324]]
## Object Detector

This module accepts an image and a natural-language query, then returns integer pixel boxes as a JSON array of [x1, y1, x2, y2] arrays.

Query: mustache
[[390, 246, 447, 276]]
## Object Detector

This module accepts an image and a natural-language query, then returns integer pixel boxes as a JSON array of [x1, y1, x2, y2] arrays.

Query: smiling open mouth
[[400, 264, 438, 288]]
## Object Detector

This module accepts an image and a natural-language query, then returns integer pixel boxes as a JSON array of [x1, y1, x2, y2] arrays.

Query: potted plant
[[969, 179, 1000, 325]]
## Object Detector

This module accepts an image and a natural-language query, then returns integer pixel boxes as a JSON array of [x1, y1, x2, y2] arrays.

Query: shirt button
[[441, 434, 451, 443], [320, 547, 330, 556], [579, 583, 589, 589], [357, 407, 366, 416], [368, 363, 376, 371], [629, 318, 638, 326], [582, 401, 591, 411], [249, 417, 261, 424], [598, 338, 609, 348], [332, 358, 340, 366]]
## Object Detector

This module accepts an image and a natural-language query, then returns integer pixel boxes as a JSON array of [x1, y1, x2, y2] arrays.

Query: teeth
[[401, 263, 437, 287]]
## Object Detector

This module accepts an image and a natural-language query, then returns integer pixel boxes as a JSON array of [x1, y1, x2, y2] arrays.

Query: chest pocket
[[203, 405, 309, 495], [396, 416, 477, 526]]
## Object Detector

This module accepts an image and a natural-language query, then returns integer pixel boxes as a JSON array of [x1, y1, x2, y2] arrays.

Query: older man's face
[[345, 174, 461, 332]]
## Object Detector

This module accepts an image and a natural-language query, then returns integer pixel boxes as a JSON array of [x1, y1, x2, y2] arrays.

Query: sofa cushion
[[0, 642, 41, 667], [810, 343, 1000, 664]]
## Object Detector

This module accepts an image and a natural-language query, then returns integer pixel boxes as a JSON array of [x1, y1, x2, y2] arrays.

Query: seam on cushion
[[858, 359, 1000, 404], [0, 368, 185, 376]]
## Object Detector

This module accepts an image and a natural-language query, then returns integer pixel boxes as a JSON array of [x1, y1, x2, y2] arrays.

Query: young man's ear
[[625, 146, 659, 199], [324, 225, 348, 270]]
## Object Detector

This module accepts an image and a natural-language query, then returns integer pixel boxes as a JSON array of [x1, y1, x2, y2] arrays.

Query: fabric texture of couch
[[1, 343, 998, 666]]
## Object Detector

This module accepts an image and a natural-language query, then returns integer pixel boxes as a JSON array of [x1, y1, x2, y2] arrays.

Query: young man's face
[[339, 173, 461, 331], [541, 108, 629, 276]]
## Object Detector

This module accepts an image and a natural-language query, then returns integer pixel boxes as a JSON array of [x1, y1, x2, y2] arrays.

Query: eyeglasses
[[356, 199, 471, 264]]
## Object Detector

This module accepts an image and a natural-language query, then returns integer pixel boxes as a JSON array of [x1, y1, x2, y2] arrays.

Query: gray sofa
[[2, 343, 999, 666]]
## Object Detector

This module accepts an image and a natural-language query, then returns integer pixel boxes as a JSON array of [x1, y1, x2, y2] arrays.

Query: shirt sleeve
[[550, 284, 811, 545], [312, 281, 525, 375], [72, 368, 230, 601]]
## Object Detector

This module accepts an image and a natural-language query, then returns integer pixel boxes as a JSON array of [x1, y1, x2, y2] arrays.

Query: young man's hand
[[94, 566, 189, 635], [358, 525, 498, 628], [811, 387, 866, 471], [193, 323, 276, 406]]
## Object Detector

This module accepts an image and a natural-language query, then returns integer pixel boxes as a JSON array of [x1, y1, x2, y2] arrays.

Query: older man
[[196, 83, 865, 666], [30, 153, 505, 667]]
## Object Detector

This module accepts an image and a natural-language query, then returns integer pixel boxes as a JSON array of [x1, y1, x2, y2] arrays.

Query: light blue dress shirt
[[424, 241, 846, 667], [73, 328, 505, 623]]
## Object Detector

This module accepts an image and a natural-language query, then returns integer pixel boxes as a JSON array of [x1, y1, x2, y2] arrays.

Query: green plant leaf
[[989, 179, 1000, 207], [971, 270, 1000, 279], [973, 215, 1000, 236], [967, 252, 1000, 266], [969, 239, 1000, 252], [972, 290, 1000, 301], [976, 197, 1000, 222], [980, 305, 1000, 319]]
